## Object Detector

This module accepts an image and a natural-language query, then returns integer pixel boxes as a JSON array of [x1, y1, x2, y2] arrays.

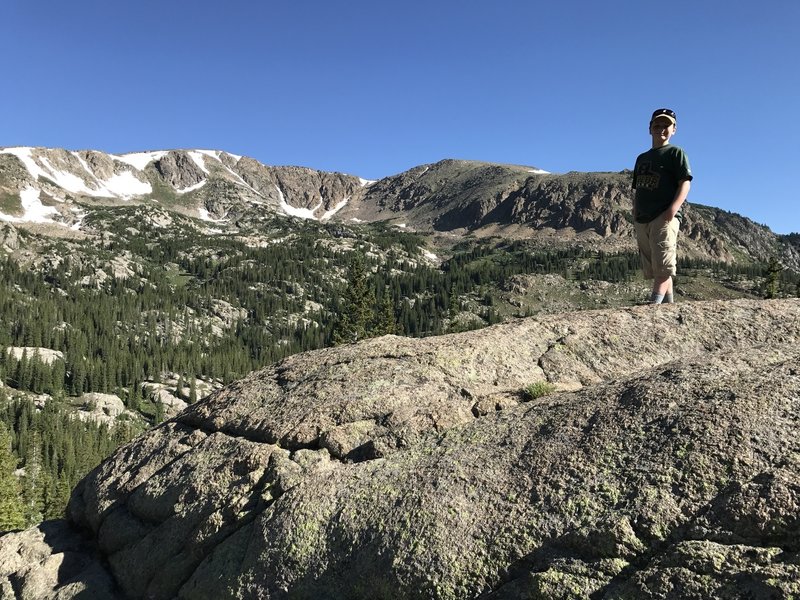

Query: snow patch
[[114, 151, 168, 170], [101, 171, 153, 197], [1, 147, 47, 180], [0, 187, 60, 224], [196, 149, 242, 162], [359, 178, 376, 187], [71, 207, 88, 230], [71, 152, 95, 177], [320, 197, 349, 221], [20, 187, 59, 221], [198, 207, 226, 222], [38, 156, 93, 193], [193, 150, 260, 194], [220, 164, 257, 191], [394, 223, 407, 228], [1, 148, 151, 199], [188, 151, 210, 174], [177, 180, 207, 194], [2, 148, 91, 196], [195, 150, 220, 160], [276, 185, 322, 220], [528, 168, 550, 174]]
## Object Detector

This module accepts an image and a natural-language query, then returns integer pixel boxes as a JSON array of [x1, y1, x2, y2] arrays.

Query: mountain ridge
[[2, 146, 799, 271]]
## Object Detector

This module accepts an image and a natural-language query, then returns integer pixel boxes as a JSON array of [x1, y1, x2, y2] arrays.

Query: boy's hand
[[662, 208, 678, 221], [664, 180, 691, 222]]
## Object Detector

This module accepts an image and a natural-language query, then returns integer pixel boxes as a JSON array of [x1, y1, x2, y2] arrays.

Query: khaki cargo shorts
[[634, 217, 679, 279]]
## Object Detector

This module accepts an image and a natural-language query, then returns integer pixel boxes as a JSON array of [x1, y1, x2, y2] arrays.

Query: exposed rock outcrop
[[152, 152, 207, 191], [2, 299, 800, 599], [0, 223, 21, 251], [0, 521, 117, 600]]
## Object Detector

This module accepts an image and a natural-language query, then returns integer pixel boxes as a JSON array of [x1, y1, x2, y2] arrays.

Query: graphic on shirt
[[635, 161, 660, 190]]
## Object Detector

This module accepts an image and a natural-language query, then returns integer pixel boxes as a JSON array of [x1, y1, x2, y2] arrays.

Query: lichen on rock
[[2, 299, 800, 599]]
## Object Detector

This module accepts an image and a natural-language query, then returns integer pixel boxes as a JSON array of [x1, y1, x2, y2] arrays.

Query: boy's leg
[[635, 220, 669, 303], [651, 218, 679, 303], [652, 274, 671, 303], [664, 277, 674, 304], [634, 221, 654, 279]]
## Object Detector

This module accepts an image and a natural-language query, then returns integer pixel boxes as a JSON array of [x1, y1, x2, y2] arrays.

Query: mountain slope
[[341, 159, 800, 269], [0, 147, 367, 227], [2, 148, 798, 271]]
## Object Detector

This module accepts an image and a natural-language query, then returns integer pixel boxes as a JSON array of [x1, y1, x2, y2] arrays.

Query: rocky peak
[[152, 151, 207, 190], [346, 161, 799, 269], [351, 159, 536, 226], [270, 166, 364, 214]]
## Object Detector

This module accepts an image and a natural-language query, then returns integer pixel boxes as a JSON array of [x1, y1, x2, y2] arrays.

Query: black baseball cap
[[651, 108, 676, 125]]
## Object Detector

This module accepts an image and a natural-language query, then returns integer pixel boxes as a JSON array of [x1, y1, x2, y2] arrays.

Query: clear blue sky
[[2, 0, 798, 234]]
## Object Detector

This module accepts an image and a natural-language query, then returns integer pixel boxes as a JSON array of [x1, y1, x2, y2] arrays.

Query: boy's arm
[[663, 179, 691, 221]]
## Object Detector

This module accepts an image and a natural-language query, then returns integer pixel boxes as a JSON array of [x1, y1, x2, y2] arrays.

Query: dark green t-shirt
[[632, 144, 693, 223]]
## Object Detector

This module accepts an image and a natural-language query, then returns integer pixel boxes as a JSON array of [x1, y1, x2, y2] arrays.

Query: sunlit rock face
[[2, 298, 800, 599]]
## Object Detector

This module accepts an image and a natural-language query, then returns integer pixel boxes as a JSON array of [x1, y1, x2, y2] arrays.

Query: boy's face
[[650, 117, 676, 147]]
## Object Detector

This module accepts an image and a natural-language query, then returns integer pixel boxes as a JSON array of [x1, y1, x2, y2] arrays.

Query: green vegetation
[[523, 381, 556, 400], [763, 256, 782, 299], [332, 253, 377, 344], [0, 421, 26, 531], [0, 192, 22, 216], [0, 392, 139, 528]]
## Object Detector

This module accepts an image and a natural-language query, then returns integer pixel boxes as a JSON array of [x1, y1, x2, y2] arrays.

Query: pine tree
[[13, 350, 30, 390], [0, 422, 25, 531], [176, 375, 186, 401], [29, 350, 45, 394], [0, 345, 7, 383], [154, 400, 165, 425], [332, 254, 375, 345], [448, 283, 460, 318], [189, 377, 198, 403], [50, 359, 66, 395], [372, 291, 397, 337], [764, 257, 782, 299], [44, 475, 70, 521], [127, 380, 141, 412]]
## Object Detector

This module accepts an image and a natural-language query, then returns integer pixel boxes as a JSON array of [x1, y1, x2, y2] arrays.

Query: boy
[[632, 108, 693, 304]]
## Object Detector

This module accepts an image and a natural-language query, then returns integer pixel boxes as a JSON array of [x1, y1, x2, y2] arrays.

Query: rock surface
[[74, 393, 131, 426], [2, 299, 800, 599], [4, 347, 64, 366], [0, 521, 117, 599]]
